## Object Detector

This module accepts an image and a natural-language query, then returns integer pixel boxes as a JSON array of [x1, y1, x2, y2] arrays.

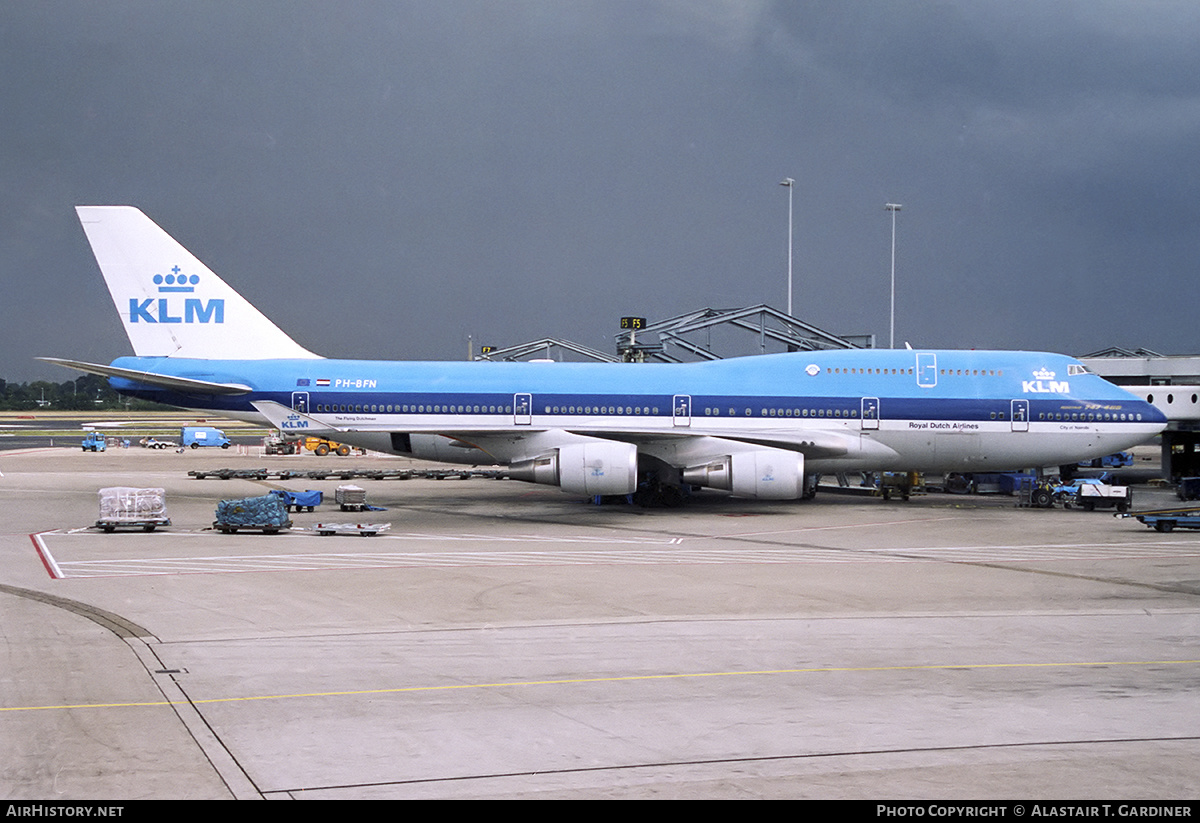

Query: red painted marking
[[30, 532, 61, 579]]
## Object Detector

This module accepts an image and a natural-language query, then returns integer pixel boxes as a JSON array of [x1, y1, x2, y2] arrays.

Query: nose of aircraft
[[1132, 396, 1170, 428]]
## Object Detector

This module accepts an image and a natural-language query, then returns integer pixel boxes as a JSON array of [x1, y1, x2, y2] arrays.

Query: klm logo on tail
[[128, 266, 224, 324]]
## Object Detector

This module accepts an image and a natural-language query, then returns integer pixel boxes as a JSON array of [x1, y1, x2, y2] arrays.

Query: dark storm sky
[[4, 1, 1199, 381]]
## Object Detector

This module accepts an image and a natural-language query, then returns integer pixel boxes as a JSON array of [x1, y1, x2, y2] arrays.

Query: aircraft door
[[291, 392, 309, 413], [514, 393, 532, 426], [1011, 399, 1029, 432], [673, 395, 692, 427], [916, 353, 937, 388], [861, 397, 880, 430]]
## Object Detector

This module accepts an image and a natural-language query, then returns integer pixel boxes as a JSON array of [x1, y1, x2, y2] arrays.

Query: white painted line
[[36, 540, 1200, 579]]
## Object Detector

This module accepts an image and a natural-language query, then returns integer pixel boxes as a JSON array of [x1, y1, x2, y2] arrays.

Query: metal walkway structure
[[474, 305, 873, 363], [474, 337, 620, 363], [613, 304, 874, 362]]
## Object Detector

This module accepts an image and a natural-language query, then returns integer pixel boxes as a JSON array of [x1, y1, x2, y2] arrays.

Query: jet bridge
[[474, 337, 620, 363], [473, 305, 873, 364], [1081, 349, 1200, 479], [614, 304, 874, 363]]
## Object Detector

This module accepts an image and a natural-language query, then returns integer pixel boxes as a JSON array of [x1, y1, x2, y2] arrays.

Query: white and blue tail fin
[[76, 206, 321, 360]]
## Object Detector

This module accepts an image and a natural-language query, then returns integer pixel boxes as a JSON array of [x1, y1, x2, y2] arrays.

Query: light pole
[[885, 202, 902, 348], [780, 178, 794, 316]]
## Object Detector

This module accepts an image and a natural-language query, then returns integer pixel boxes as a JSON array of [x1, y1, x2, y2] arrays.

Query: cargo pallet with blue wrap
[[214, 494, 292, 534]]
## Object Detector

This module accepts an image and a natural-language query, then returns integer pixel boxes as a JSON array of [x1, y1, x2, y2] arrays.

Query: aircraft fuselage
[[107, 348, 1164, 474]]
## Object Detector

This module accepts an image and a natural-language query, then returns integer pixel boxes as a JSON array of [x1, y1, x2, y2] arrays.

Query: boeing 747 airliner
[[42, 206, 1167, 502]]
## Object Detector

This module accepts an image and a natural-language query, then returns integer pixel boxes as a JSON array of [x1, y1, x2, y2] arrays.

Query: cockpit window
[[1067, 364, 1091, 376]]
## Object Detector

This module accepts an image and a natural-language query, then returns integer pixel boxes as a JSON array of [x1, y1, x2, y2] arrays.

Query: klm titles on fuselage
[[128, 268, 224, 324], [1023, 369, 1069, 394]]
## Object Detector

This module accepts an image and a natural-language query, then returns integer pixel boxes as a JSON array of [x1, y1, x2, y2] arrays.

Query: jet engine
[[509, 440, 639, 496], [681, 448, 805, 499]]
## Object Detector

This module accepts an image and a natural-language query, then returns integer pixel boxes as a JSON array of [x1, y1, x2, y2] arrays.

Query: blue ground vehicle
[[1118, 506, 1200, 532], [1078, 452, 1134, 469], [181, 426, 231, 449], [81, 432, 106, 452], [1018, 476, 1131, 510], [268, 489, 323, 512]]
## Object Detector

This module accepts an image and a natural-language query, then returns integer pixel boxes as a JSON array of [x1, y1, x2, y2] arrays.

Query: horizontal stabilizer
[[38, 357, 253, 395], [251, 400, 344, 434]]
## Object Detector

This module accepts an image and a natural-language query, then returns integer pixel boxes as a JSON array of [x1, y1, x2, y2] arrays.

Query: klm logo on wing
[[128, 266, 224, 324], [280, 413, 308, 431], [1023, 367, 1069, 394]]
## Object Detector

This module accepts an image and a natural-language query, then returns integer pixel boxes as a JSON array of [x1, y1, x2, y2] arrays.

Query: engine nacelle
[[510, 441, 638, 496], [682, 449, 805, 499]]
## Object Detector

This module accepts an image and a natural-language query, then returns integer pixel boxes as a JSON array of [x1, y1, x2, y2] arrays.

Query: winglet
[[76, 206, 321, 360]]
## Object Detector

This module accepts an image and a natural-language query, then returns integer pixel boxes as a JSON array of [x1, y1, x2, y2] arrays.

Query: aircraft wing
[[39, 357, 254, 396], [250, 400, 893, 465], [585, 428, 856, 460]]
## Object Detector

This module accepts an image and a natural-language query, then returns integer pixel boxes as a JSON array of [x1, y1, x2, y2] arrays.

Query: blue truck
[[181, 426, 231, 449], [81, 432, 107, 452]]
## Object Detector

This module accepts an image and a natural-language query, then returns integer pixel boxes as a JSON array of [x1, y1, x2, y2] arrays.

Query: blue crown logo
[[153, 265, 199, 293]]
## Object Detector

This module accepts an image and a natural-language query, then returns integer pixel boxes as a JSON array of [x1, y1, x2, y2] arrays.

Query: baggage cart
[[1076, 481, 1131, 512], [95, 487, 170, 532], [313, 522, 391, 537], [268, 489, 324, 512], [1117, 505, 1200, 533], [335, 484, 368, 512]]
